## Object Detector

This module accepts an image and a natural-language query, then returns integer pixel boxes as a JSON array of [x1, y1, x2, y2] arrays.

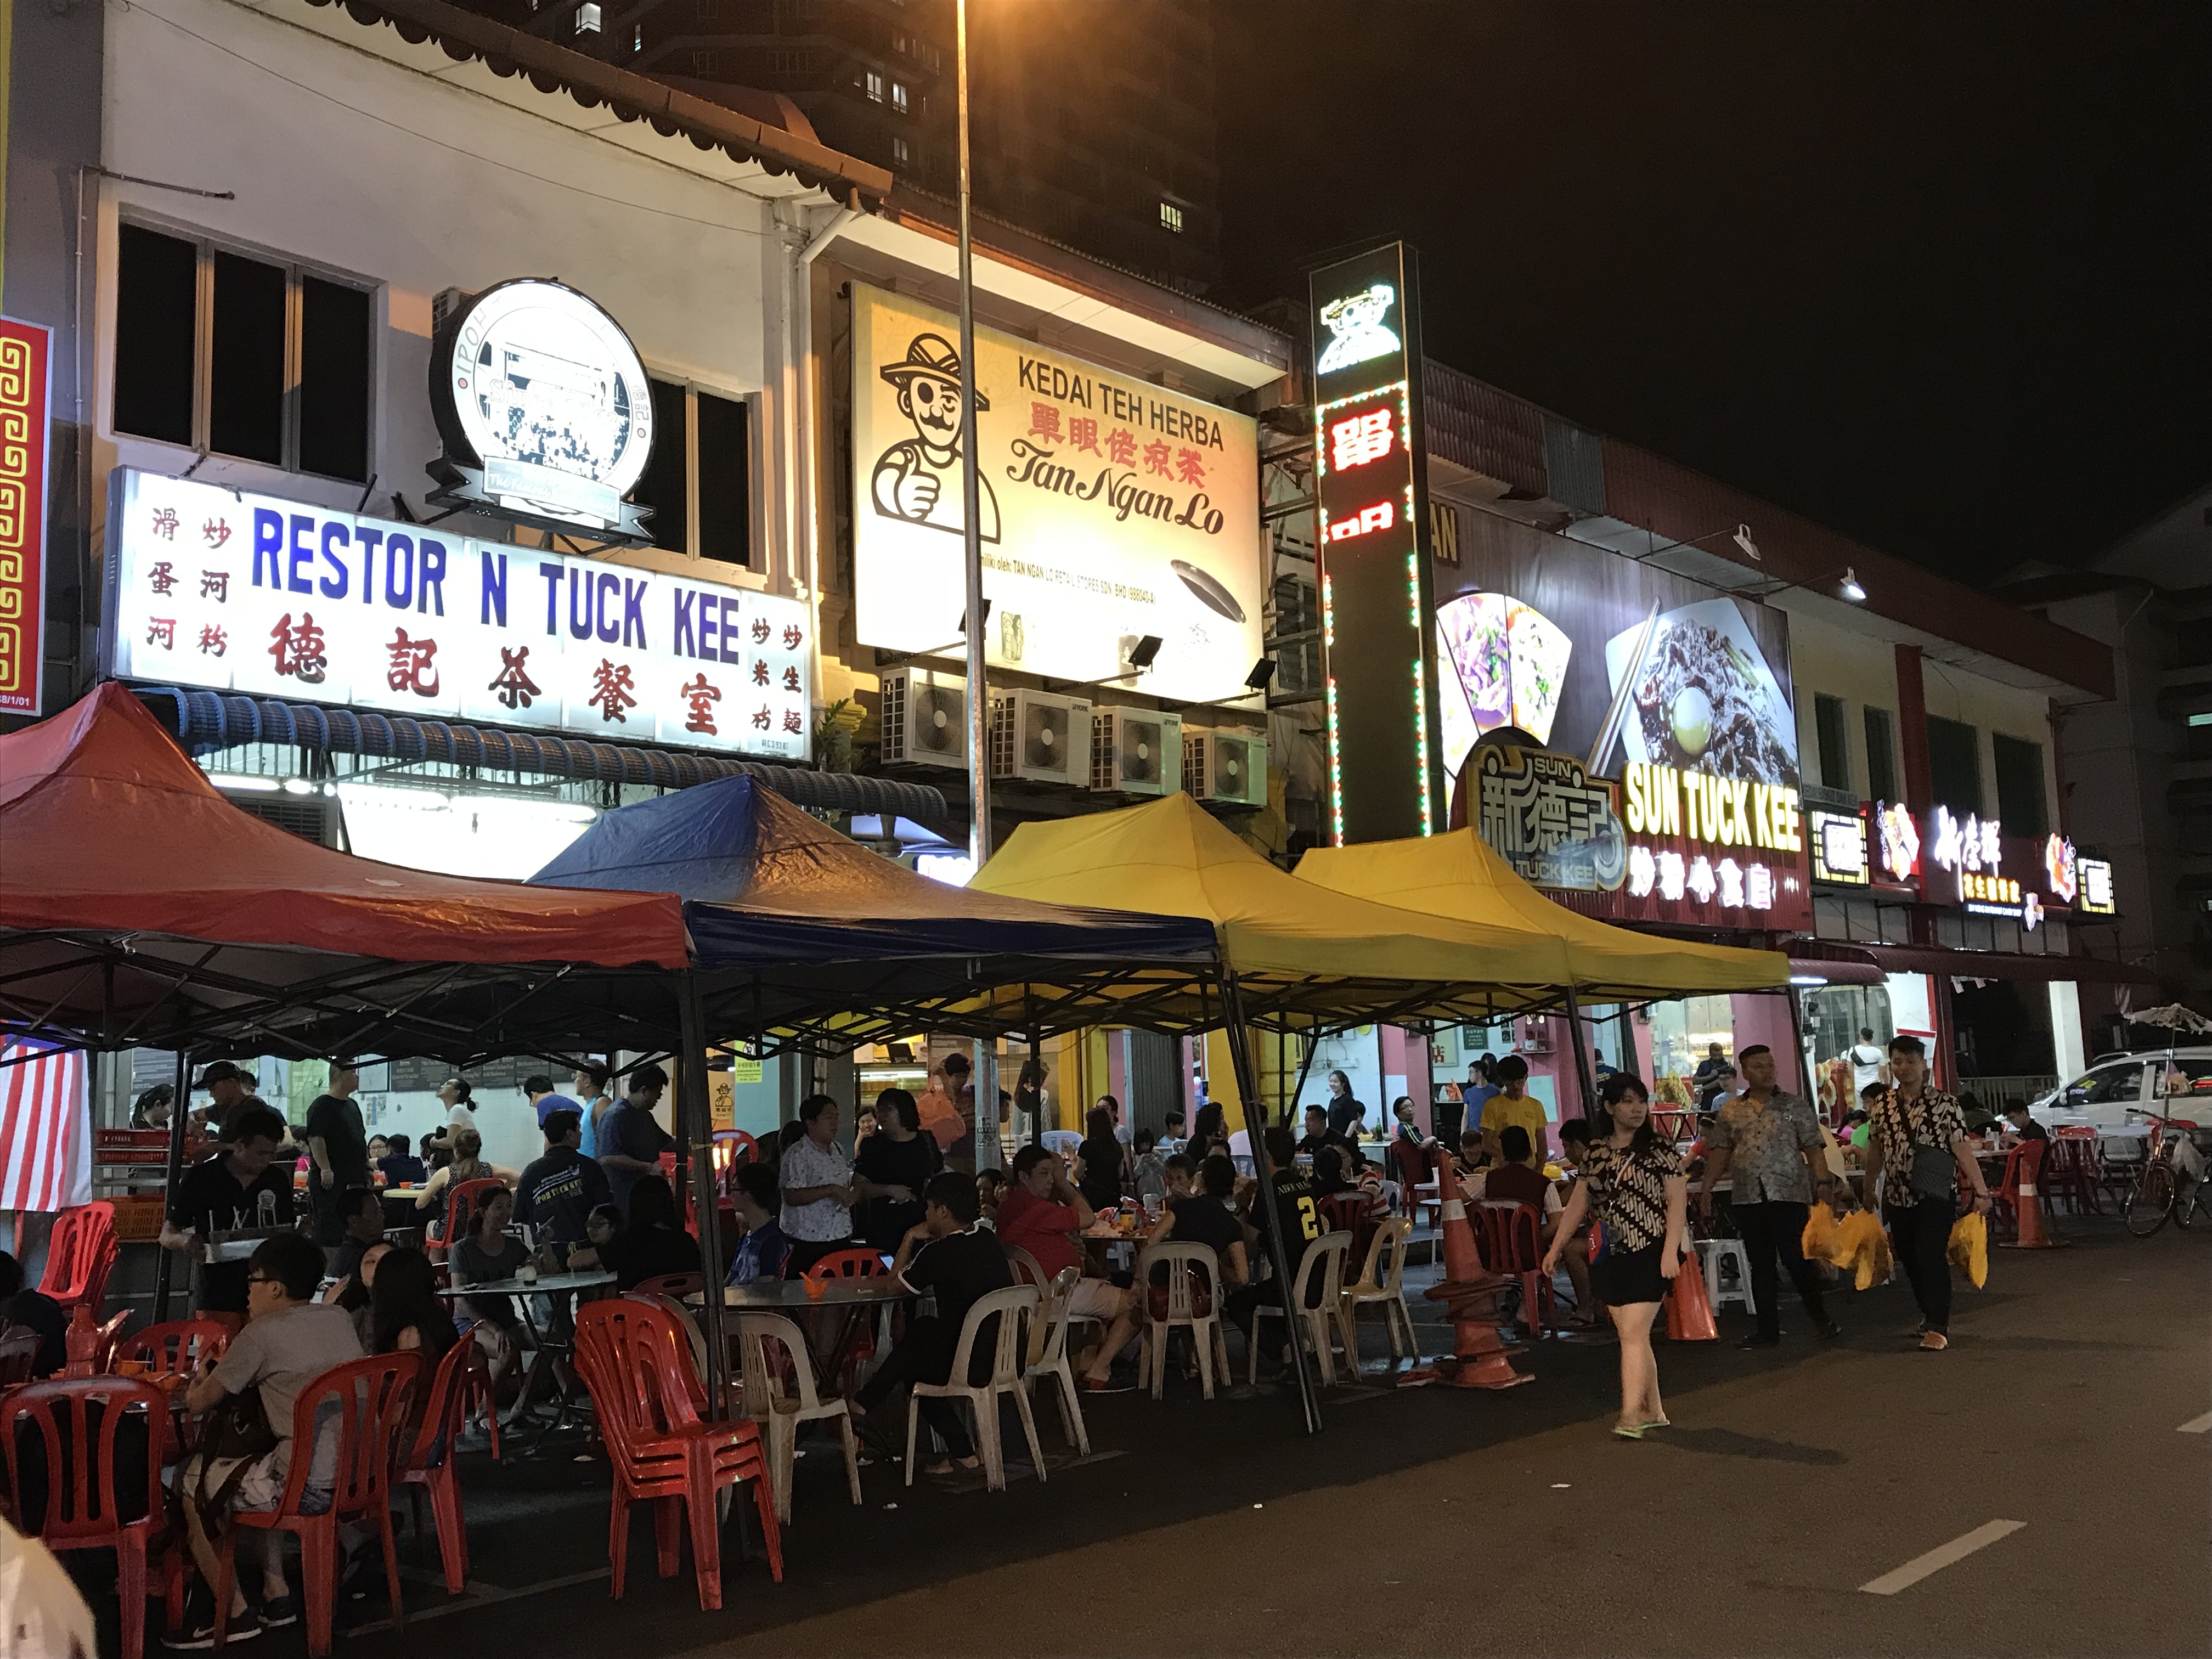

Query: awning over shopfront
[[136, 686, 949, 822], [1810, 939, 2153, 986], [0, 685, 691, 1058], [1295, 827, 1790, 1001], [968, 792, 1579, 1030]]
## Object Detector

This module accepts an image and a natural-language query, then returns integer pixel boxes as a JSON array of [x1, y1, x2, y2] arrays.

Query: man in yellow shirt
[[1479, 1056, 1551, 1169]]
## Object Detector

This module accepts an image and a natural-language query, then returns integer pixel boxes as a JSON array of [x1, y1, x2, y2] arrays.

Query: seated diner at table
[[852, 1172, 1014, 1475], [412, 1127, 520, 1220], [1130, 1128, 1169, 1207], [1310, 1144, 1361, 1200], [375, 1132, 426, 1187], [0, 1249, 66, 1378], [1223, 1127, 1322, 1375], [329, 1186, 386, 1284], [974, 1167, 1006, 1229], [724, 1161, 791, 1285], [1144, 1154, 1249, 1289], [171, 1231, 365, 1647], [1294, 1104, 1353, 1165], [450, 1184, 530, 1384], [325, 1239, 392, 1347], [368, 1245, 460, 1365], [997, 1143, 1142, 1390], [570, 1173, 699, 1290], [159, 1103, 297, 1318], [1161, 1153, 1197, 1204]]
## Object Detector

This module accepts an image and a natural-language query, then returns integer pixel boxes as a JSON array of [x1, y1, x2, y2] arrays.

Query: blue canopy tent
[[527, 775, 1223, 1047]]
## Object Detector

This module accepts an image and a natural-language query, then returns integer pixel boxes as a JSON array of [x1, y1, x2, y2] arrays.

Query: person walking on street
[[1862, 1035, 1991, 1351], [1543, 1075, 1687, 1439], [1700, 1045, 1842, 1347]]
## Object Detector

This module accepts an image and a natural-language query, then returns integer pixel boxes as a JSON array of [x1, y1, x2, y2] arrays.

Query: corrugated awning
[[134, 686, 948, 825], [1792, 936, 2151, 986]]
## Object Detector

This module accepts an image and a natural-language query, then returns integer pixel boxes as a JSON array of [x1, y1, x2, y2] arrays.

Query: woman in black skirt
[[1544, 1073, 1688, 1439]]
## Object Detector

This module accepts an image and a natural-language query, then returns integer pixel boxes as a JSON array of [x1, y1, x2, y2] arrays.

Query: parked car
[[2033, 1047, 2212, 1132]]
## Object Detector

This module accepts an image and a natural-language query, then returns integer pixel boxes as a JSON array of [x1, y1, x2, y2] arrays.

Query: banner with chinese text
[[0, 317, 52, 715], [103, 469, 811, 759]]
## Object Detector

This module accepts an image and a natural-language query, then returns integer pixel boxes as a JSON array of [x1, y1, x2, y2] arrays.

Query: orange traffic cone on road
[[1405, 1150, 1531, 1390], [2000, 1140, 2064, 1249]]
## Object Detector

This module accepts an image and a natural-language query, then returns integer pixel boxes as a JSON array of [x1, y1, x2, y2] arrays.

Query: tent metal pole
[[1564, 985, 1599, 1123], [1220, 974, 1323, 1436], [679, 972, 730, 1416], [1027, 1020, 1042, 1150], [153, 1047, 190, 1323], [1285, 1030, 1321, 1129]]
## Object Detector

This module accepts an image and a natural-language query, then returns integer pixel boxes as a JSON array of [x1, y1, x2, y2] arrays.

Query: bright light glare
[[337, 783, 598, 878], [1789, 974, 1830, 987], [916, 853, 976, 887], [206, 773, 280, 793]]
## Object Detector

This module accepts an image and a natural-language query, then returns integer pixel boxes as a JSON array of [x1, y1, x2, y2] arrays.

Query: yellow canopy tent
[[968, 793, 1579, 1030], [1295, 826, 1789, 1000]]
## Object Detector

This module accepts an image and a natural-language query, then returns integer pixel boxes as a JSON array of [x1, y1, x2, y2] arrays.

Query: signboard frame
[[0, 315, 52, 716]]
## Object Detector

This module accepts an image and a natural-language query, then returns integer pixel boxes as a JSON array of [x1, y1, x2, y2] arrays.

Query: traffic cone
[[2000, 1140, 2064, 1249], [1404, 1149, 1532, 1390], [1664, 1248, 1717, 1340]]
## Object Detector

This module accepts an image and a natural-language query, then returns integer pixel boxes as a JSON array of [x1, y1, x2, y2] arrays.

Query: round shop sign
[[431, 279, 654, 528]]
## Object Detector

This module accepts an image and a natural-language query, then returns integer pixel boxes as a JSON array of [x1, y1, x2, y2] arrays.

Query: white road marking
[[2179, 1411, 2212, 1434], [1859, 1520, 2025, 1595]]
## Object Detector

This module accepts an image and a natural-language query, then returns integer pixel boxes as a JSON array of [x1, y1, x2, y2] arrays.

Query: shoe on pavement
[[1918, 1330, 1950, 1351], [1815, 1318, 1844, 1341], [1736, 1332, 1781, 1348], [163, 1595, 259, 1650], [258, 1594, 299, 1629]]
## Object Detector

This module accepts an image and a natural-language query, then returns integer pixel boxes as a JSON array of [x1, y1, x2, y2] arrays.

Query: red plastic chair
[[1991, 1140, 2047, 1240], [800, 1248, 889, 1281], [1, 1375, 181, 1659], [2040, 1135, 2098, 1215], [572, 1299, 781, 1611], [91, 1310, 134, 1375], [1477, 1201, 1556, 1338], [210, 1352, 424, 1656], [1389, 1140, 1440, 1226], [397, 1338, 476, 1593], [428, 1177, 506, 1263], [1315, 1193, 1375, 1268], [114, 1319, 232, 1377], [37, 1202, 119, 1314]]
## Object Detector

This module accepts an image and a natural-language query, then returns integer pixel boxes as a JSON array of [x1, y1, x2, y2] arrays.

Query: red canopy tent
[[0, 684, 690, 1060]]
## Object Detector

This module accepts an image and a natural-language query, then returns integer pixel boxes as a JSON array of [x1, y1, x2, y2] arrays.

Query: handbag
[[191, 1384, 278, 1530], [1905, 1101, 1956, 1203]]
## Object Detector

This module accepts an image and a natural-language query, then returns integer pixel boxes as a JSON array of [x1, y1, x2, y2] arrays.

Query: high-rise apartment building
[[457, 0, 1219, 294]]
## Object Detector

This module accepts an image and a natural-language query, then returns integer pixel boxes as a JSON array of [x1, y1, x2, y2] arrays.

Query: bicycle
[[2120, 1108, 2210, 1238]]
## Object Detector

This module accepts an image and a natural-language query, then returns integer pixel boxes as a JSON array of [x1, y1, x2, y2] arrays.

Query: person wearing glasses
[[171, 1232, 363, 1647]]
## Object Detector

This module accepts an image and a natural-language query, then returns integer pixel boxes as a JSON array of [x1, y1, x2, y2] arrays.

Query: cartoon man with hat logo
[[870, 331, 1000, 541]]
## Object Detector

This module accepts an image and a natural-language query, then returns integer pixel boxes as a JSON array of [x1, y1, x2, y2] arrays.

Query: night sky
[[1212, 2, 2210, 582]]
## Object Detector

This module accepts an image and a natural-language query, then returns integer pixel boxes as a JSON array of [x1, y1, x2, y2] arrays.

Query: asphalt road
[[83, 1214, 2212, 1657]]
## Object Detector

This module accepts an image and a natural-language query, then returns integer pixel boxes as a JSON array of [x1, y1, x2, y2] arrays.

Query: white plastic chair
[[1341, 1215, 1417, 1373], [1133, 1240, 1227, 1400], [734, 1311, 863, 1522], [906, 1283, 1045, 1492], [1692, 1237, 1756, 1315], [1022, 1266, 1091, 1455], [1249, 1231, 1352, 1386]]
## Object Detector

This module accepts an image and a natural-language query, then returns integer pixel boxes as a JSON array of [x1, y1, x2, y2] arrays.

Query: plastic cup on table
[[115, 1357, 149, 1378], [804, 1276, 827, 1300]]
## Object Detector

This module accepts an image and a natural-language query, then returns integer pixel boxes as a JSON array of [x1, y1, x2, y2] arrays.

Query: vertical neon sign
[[1309, 243, 1440, 844]]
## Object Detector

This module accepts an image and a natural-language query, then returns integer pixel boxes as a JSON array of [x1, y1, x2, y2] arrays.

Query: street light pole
[[955, 0, 991, 869]]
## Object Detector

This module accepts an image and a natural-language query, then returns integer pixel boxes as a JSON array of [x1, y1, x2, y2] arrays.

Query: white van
[[2034, 1048, 2212, 1133]]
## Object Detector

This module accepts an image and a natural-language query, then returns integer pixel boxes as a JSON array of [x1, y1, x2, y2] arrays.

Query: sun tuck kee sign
[[850, 286, 1261, 704], [103, 469, 811, 760]]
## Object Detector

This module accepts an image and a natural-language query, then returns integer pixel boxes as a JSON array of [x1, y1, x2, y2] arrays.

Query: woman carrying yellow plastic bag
[[1947, 1210, 1988, 1289]]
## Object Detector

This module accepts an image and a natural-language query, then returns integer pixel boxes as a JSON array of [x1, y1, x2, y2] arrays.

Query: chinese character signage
[[1474, 744, 1627, 891], [1920, 810, 2104, 930], [1309, 241, 1441, 844], [1616, 758, 1808, 928], [0, 317, 52, 715], [849, 286, 1260, 706], [1809, 808, 1871, 885], [103, 469, 811, 759], [2076, 856, 2115, 916]]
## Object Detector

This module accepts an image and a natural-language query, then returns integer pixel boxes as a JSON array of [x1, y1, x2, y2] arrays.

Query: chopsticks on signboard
[[1587, 600, 1660, 776]]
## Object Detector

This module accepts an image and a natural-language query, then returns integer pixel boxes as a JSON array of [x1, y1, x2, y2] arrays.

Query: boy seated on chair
[[853, 1172, 1012, 1476], [173, 1231, 365, 1647]]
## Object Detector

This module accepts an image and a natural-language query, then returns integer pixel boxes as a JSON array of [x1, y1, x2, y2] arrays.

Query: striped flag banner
[[0, 1040, 93, 1214]]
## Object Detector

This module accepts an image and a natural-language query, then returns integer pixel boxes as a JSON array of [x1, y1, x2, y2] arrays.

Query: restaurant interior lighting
[[1840, 567, 1866, 602]]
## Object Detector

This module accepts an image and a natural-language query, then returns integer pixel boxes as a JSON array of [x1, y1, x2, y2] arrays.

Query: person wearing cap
[[868, 331, 1001, 541], [303, 1058, 370, 1247], [190, 1061, 251, 1138]]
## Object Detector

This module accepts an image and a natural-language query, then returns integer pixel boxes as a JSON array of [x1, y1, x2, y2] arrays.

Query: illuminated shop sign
[[1310, 241, 1440, 844], [1622, 761, 1802, 855], [428, 279, 657, 542], [1874, 799, 1921, 886], [1927, 805, 2045, 928], [1475, 744, 1626, 891], [104, 469, 811, 760], [2076, 857, 2116, 915], [0, 316, 51, 715], [1810, 808, 1870, 885]]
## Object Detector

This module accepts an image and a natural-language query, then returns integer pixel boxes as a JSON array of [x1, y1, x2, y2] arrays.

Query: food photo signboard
[[103, 468, 813, 760], [849, 286, 1262, 706], [1442, 510, 1812, 930]]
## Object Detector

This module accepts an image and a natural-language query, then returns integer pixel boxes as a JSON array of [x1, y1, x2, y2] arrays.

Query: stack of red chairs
[[37, 1202, 120, 1316], [0, 1375, 183, 1659], [2042, 1128, 2101, 1215], [572, 1298, 780, 1612], [1476, 1200, 1556, 1339]]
